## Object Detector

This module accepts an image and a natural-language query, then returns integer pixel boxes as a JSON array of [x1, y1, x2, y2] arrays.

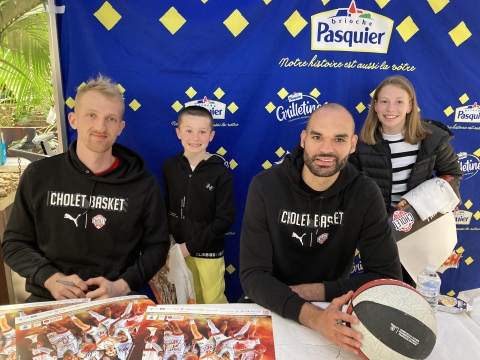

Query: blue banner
[[56, 0, 480, 301]]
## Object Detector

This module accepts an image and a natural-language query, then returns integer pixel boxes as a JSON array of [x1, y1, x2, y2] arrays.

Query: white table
[[198, 302, 480, 359]]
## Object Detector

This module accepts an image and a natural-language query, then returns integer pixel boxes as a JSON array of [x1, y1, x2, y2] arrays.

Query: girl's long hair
[[360, 75, 430, 145]]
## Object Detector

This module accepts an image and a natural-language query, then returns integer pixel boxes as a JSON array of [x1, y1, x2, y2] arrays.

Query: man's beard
[[303, 150, 348, 177]]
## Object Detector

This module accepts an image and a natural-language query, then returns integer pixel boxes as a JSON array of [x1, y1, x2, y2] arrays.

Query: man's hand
[[298, 291, 362, 355], [290, 283, 325, 301], [179, 242, 190, 258], [44, 273, 88, 300], [85, 277, 131, 300]]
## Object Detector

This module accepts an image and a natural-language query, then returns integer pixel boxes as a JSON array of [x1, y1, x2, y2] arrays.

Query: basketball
[[254, 344, 267, 353], [346, 279, 437, 360], [234, 342, 246, 351]]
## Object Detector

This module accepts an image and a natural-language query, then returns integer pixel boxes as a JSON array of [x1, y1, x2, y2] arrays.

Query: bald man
[[239, 103, 402, 355]]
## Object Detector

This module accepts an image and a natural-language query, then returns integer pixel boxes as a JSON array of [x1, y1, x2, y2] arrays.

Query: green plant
[[0, 0, 53, 124]]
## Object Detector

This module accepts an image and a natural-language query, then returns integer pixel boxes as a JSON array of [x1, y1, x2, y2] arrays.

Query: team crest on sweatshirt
[[92, 214, 107, 229], [317, 233, 329, 244]]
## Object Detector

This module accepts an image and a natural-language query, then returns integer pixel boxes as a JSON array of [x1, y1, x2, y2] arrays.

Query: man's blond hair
[[75, 74, 125, 116]]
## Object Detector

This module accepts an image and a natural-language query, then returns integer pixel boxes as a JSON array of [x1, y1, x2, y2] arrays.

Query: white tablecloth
[[198, 302, 480, 359]]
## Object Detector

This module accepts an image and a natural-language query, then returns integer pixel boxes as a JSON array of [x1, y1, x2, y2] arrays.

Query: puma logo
[[64, 213, 81, 227], [292, 232, 306, 245]]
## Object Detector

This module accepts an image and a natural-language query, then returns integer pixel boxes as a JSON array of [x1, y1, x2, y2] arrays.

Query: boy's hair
[[178, 106, 214, 131], [360, 75, 430, 145], [75, 74, 125, 117]]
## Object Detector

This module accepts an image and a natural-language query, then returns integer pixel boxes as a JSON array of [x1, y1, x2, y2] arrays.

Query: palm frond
[[0, 0, 53, 122]]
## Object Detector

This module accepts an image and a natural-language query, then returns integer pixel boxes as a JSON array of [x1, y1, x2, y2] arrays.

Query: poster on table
[[129, 305, 275, 360], [0, 299, 90, 360], [14, 295, 154, 360]]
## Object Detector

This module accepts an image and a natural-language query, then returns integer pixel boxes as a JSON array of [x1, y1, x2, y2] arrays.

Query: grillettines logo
[[458, 152, 480, 180], [276, 92, 321, 123], [185, 96, 226, 120], [311, 0, 394, 53], [454, 102, 480, 123]]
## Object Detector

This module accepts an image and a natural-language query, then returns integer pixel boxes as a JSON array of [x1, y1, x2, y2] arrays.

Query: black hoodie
[[240, 143, 402, 323], [2, 141, 170, 300], [162, 152, 235, 258]]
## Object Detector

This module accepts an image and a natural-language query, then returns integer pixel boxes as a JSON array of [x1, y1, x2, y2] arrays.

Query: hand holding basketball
[[299, 291, 362, 355]]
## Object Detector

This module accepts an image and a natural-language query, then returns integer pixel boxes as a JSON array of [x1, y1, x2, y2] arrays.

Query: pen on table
[[56, 279, 99, 291]]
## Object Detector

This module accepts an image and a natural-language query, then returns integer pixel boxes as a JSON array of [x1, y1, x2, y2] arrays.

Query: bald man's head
[[305, 103, 355, 135]]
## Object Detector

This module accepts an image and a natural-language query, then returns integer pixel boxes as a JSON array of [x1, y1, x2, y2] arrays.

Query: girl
[[349, 75, 462, 284]]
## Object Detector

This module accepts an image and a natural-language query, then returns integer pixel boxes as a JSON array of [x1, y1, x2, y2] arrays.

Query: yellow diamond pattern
[[228, 102, 238, 114], [129, 100, 141, 111], [449, 22, 472, 47], [262, 160, 272, 169], [202, 0, 208, 3], [229, 159, 238, 170], [464, 200, 473, 209], [444, 106, 454, 116], [474, 148, 480, 157], [465, 257, 474, 265], [427, 0, 450, 14], [277, 88, 289, 99], [214, 88, 225, 99], [65, 97, 75, 109], [172, 101, 183, 112], [276, 147, 285, 157], [78, 82, 87, 89], [356, 103, 366, 113], [474, 211, 480, 221], [310, 88, 321, 98], [94, 2, 122, 31], [263, 0, 272, 4], [116, 84, 125, 94], [355, 248, 360, 256], [459, 93, 469, 104], [375, 0, 391, 9], [216, 147, 227, 156], [457, 246, 465, 254], [370, 89, 376, 98], [223, 10, 249, 37], [284, 10, 308, 38], [321, 0, 330, 5], [160, 7, 186, 35], [396, 16, 419, 42], [265, 102, 276, 113], [185, 87, 197, 99], [447, 290, 456, 297], [226, 264, 236, 274]]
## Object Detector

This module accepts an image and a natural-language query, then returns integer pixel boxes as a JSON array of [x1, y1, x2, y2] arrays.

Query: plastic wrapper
[[437, 295, 473, 313]]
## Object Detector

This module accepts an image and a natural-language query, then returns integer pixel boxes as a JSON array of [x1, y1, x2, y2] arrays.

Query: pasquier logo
[[311, 0, 394, 53]]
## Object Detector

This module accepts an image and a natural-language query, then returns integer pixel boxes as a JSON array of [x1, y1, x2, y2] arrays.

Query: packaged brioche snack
[[437, 295, 473, 313]]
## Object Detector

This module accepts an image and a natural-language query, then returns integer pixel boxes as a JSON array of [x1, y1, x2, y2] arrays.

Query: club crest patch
[[392, 210, 415, 232], [317, 233, 329, 244], [92, 214, 106, 229]]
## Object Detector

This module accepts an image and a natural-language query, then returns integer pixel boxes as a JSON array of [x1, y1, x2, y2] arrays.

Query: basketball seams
[[351, 314, 412, 360], [351, 312, 412, 360], [351, 284, 438, 335]]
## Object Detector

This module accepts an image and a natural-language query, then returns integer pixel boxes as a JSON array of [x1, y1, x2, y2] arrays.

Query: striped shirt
[[382, 132, 420, 206]]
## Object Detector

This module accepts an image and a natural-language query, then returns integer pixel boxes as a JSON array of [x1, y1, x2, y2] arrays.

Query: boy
[[162, 105, 236, 304]]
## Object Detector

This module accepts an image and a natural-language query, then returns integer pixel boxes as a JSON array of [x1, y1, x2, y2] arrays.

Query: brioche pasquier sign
[[311, 0, 394, 53]]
